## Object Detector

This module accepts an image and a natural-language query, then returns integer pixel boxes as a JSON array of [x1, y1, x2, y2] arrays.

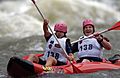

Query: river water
[[0, 0, 120, 78]]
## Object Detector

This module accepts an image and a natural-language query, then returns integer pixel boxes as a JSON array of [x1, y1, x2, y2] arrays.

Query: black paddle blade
[[7, 56, 35, 77]]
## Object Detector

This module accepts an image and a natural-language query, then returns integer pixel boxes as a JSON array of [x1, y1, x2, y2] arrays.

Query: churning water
[[0, 0, 120, 78]]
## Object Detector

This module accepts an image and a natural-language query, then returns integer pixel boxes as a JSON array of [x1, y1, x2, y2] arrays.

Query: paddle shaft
[[71, 29, 109, 44], [31, 0, 69, 57]]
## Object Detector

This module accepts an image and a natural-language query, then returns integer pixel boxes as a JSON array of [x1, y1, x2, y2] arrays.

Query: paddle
[[31, 0, 68, 57], [31, 0, 81, 73], [71, 21, 120, 44]]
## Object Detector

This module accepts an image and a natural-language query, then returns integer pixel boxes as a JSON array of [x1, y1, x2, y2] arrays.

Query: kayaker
[[27, 19, 74, 67], [72, 19, 112, 63]]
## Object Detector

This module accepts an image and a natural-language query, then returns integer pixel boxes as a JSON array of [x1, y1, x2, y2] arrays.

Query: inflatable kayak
[[7, 54, 120, 77], [7, 54, 73, 77]]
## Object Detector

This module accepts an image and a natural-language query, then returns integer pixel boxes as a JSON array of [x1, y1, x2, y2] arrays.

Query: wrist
[[99, 38, 103, 42]]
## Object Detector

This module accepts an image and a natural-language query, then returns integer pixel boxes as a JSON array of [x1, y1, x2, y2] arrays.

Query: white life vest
[[42, 35, 68, 63], [77, 36, 103, 58]]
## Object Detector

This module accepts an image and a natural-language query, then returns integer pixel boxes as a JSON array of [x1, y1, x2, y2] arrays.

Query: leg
[[27, 54, 39, 63], [77, 57, 90, 63], [82, 59, 90, 63], [45, 56, 57, 67]]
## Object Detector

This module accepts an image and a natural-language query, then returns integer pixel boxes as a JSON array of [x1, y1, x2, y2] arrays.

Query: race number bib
[[47, 51, 60, 59], [79, 44, 93, 51]]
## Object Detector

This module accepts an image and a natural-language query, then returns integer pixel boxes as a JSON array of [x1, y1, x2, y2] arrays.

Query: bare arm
[[94, 32, 112, 50], [43, 19, 51, 38], [100, 38, 112, 50]]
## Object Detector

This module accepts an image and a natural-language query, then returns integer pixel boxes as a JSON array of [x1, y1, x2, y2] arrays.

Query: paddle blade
[[71, 63, 83, 73], [109, 21, 120, 30]]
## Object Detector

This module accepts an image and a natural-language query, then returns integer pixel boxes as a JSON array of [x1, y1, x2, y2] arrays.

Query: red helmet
[[83, 19, 94, 27], [83, 19, 95, 34], [54, 22, 67, 33]]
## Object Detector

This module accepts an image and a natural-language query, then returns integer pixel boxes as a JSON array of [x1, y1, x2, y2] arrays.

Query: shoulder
[[79, 36, 85, 39], [65, 38, 71, 46], [66, 38, 70, 42]]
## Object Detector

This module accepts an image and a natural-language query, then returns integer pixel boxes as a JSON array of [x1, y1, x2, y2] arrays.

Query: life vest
[[77, 36, 103, 58], [42, 35, 68, 63]]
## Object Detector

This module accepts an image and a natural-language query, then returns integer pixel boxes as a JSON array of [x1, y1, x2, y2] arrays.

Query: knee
[[27, 54, 39, 63], [47, 56, 57, 65], [47, 56, 56, 61]]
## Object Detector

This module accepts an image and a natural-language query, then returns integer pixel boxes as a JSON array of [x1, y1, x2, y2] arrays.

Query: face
[[55, 31, 65, 38], [83, 25, 94, 36]]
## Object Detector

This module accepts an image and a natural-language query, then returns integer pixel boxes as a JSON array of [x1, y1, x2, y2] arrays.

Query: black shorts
[[77, 57, 102, 63], [38, 58, 66, 66]]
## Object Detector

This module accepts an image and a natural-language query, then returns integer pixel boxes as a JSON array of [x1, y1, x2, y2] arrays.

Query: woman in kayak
[[27, 19, 74, 67], [72, 19, 112, 63]]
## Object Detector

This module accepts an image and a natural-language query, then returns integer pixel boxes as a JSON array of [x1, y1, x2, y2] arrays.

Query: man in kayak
[[27, 19, 74, 68], [72, 19, 112, 63]]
